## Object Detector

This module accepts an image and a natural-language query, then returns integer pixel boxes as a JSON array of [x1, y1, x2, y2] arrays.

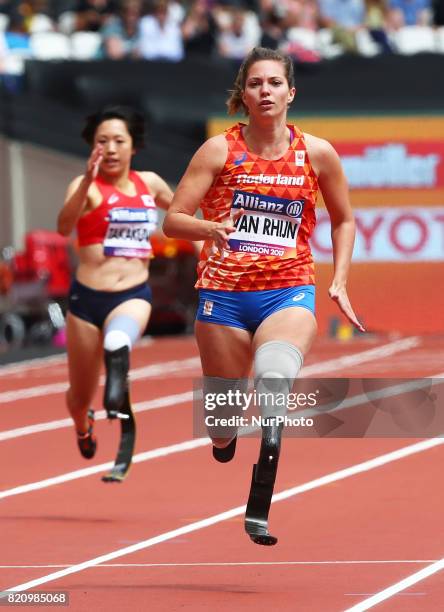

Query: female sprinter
[[58, 106, 173, 463], [163, 48, 364, 544]]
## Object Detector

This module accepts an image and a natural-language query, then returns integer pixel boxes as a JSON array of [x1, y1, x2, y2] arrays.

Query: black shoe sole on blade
[[212, 436, 237, 463]]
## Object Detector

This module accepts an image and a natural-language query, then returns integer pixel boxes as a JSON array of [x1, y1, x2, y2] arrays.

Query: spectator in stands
[[0, 29, 6, 72], [387, 0, 432, 27], [365, 0, 393, 52], [318, 0, 366, 52], [73, 0, 117, 32], [182, 0, 217, 56], [259, 5, 287, 49], [217, 5, 260, 60], [138, 0, 184, 61], [3, 13, 30, 52], [100, 0, 141, 59], [280, 0, 320, 29]]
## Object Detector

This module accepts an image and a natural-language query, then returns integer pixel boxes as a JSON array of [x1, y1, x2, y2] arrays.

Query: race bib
[[104, 207, 158, 258], [228, 190, 304, 258]]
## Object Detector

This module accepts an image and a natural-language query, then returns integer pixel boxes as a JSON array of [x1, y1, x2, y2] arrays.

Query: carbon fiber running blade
[[102, 392, 135, 483], [245, 464, 278, 546]]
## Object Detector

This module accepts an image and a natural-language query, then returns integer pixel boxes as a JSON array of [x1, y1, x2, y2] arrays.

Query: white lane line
[[0, 357, 200, 403], [0, 337, 154, 377], [4, 374, 442, 498], [0, 391, 194, 442], [301, 336, 420, 376], [0, 337, 419, 404], [1, 436, 443, 594], [0, 560, 438, 569], [0, 337, 422, 439], [0, 438, 210, 500], [344, 558, 444, 611]]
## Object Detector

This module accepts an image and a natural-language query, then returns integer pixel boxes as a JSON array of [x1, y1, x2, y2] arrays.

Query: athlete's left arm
[[311, 136, 365, 333], [140, 172, 174, 210]]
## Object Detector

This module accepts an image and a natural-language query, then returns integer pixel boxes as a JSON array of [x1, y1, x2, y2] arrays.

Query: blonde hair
[[226, 47, 295, 116]]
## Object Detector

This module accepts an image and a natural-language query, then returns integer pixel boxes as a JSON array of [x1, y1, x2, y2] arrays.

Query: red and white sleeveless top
[[77, 171, 158, 259], [196, 123, 318, 291]]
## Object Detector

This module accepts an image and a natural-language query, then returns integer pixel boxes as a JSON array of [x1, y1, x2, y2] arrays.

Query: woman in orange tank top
[[57, 106, 173, 472], [164, 48, 365, 545]]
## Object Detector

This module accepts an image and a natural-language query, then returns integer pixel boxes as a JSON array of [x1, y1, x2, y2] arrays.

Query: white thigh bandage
[[254, 341, 303, 418]]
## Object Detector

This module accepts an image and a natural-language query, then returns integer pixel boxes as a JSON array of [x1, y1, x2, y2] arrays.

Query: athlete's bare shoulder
[[303, 132, 341, 176], [191, 133, 228, 173]]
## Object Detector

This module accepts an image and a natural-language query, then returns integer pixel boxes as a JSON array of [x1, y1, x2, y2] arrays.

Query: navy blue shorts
[[68, 279, 152, 329], [196, 285, 315, 333]]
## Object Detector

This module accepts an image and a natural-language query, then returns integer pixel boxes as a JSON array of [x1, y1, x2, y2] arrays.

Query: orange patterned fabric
[[196, 123, 319, 291]]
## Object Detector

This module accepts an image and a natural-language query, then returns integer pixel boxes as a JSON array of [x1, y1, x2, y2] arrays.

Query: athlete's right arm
[[57, 145, 103, 236], [163, 135, 238, 249]]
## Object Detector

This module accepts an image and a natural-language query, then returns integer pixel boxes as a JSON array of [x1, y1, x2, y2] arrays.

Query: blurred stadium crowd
[[1, 0, 444, 72]]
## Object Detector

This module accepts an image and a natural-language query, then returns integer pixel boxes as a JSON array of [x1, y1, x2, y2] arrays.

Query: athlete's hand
[[328, 281, 366, 332], [86, 145, 103, 181], [211, 208, 244, 259]]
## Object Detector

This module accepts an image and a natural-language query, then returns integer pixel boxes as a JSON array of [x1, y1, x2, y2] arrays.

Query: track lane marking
[[2, 371, 443, 497], [0, 358, 201, 403], [344, 558, 444, 611], [0, 560, 438, 569], [1, 436, 443, 594], [0, 337, 423, 442], [0, 337, 419, 404]]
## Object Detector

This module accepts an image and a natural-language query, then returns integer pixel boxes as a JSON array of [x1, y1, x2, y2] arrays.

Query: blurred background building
[[0, 0, 443, 357]]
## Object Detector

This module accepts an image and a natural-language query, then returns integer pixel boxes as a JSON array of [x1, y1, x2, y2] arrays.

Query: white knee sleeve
[[103, 315, 141, 351], [254, 341, 303, 418]]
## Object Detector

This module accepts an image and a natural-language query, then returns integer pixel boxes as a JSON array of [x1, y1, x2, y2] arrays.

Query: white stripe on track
[[0, 336, 421, 439], [4, 374, 443, 498], [1, 436, 443, 594], [0, 560, 437, 569], [0, 437, 210, 500], [301, 336, 420, 376], [0, 391, 194, 442], [0, 337, 154, 377], [0, 357, 200, 403], [344, 558, 444, 611]]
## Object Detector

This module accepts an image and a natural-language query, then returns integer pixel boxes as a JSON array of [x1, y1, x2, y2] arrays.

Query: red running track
[[1, 333, 444, 611]]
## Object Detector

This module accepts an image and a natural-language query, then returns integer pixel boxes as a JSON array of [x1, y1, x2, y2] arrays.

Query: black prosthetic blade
[[245, 424, 282, 546], [102, 391, 136, 483], [245, 463, 277, 546]]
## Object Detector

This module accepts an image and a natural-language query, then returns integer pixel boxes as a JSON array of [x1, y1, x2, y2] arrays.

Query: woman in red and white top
[[58, 106, 172, 460]]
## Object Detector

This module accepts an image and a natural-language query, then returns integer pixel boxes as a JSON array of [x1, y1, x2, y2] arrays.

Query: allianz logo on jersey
[[232, 190, 304, 218], [236, 173, 304, 186], [109, 208, 150, 222]]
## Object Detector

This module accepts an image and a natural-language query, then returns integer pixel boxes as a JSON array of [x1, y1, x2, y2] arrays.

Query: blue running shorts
[[196, 285, 315, 333]]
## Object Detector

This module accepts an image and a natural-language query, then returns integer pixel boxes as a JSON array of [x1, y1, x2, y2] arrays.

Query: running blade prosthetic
[[245, 423, 283, 545], [103, 346, 129, 418], [102, 389, 136, 483]]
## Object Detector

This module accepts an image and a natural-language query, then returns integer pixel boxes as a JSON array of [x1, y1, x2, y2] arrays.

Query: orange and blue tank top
[[196, 123, 319, 291], [77, 170, 158, 258]]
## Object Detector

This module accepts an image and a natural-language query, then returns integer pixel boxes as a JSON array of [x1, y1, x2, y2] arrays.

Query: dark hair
[[226, 47, 295, 116], [81, 106, 146, 149]]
